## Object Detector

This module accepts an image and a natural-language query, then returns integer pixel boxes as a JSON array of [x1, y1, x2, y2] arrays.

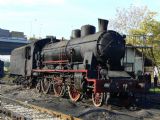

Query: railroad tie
[[0, 101, 59, 120]]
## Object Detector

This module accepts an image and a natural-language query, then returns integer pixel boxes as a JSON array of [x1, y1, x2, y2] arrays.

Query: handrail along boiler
[[10, 19, 144, 107]]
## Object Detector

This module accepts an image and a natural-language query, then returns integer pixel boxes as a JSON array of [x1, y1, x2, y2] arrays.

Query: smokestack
[[98, 18, 108, 32]]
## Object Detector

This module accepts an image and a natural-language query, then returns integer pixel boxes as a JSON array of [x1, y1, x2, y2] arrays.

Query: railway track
[[0, 94, 81, 120]]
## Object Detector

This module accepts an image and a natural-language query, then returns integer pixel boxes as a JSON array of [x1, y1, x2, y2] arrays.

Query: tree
[[111, 5, 160, 65], [129, 13, 160, 65], [29, 34, 38, 41], [110, 5, 152, 34]]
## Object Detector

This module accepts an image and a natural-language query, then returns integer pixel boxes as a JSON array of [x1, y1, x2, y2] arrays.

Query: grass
[[149, 87, 160, 93]]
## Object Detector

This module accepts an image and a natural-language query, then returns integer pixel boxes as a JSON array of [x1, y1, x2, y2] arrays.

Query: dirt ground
[[1, 80, 160, 120]]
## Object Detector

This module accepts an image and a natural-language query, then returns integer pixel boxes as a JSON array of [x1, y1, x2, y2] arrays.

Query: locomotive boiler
[[10, 19, 143, 107], [42, 22, 125, 70]]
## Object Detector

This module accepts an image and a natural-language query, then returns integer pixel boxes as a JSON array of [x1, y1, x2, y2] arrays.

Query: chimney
[[98, 18, 108, 32]]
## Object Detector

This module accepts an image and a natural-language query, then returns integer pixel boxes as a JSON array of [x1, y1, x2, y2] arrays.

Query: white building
[[122, 44, 154, 77]]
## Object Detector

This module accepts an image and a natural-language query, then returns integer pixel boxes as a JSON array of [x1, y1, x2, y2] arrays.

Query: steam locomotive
[[10, 19, 144, 107]]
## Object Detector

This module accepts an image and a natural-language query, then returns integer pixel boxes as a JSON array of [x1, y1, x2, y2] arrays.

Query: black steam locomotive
[[10, 19, 144, 107]]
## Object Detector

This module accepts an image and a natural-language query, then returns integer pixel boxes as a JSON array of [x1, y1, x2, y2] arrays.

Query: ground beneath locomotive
[[0, 79, 160, 120]]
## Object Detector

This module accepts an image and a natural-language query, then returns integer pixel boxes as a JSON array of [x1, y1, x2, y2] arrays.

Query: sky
[[0, 0, 160, 61], [0, 0, 160, 39]]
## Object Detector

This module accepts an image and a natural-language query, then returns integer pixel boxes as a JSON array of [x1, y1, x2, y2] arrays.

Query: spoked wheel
[[92, 92, 105, 107], [68, 85, 81, 102], [41, 78, 51, 94], [36, 81, 41, 93], [53, 77, 65, 97]]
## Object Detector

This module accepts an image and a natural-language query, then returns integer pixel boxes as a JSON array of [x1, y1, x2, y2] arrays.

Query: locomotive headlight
[[104, 83, 110, 88]]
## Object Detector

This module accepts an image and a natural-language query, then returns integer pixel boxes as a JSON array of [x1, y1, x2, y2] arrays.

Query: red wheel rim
[[54, 82, 64, 97], [53, 77, 65, 97], [92, 93, 104, 107], [68, 85, 81, 102]]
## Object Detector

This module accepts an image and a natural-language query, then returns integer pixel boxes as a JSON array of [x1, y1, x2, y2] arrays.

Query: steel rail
[[0, 94, 81, 120]]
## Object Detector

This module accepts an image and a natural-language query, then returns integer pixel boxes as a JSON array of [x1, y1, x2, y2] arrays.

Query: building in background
[[0, 28, 29, 55], [123, 44, 154, 78], [0, 28, 26, 38], [0, 28, 10, 37]]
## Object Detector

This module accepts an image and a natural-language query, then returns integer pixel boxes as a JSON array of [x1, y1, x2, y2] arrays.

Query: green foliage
[[129, 12, 160, 38], [29, 35, 38, 41], [128, 12, 160, 65], [111, 5, 160, 66], [4, 61, 10, 68]]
